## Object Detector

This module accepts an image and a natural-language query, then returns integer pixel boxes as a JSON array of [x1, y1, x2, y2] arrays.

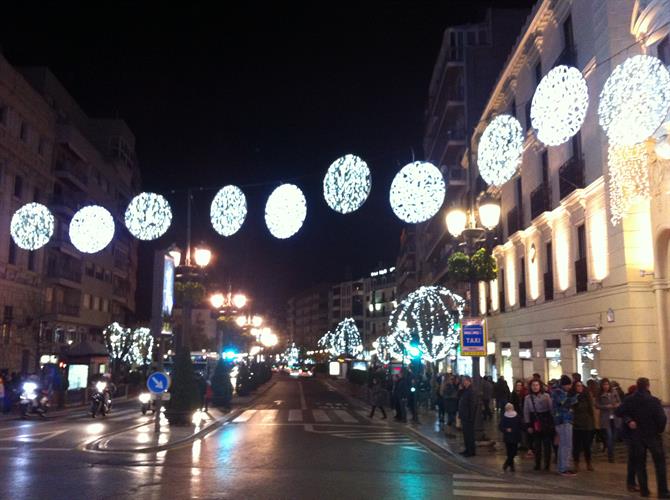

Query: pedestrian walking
[[552, 375, 578, 476], [442, 374, 459, 430], [494, 376, 511, 415], [596, 378, 621, 463], [368, 377, 387, 419], [572, 380, 595, 471], [458, 376, 477, 457], [499, 402, 522, 471], [510, 380, 526, 414], [435, 372, 446, 423], [482, 376, 494, 421], [616, 377, 669, 498], [524, 379, 553, 471], [393, 371, 409, 423]]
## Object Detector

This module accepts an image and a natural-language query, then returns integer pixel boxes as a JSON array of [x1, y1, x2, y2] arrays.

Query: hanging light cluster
[[265, 183, 307, 239], [10, 202, 54, 250], [69, 205, 115, 254], [323, 154, 371, 214], [477, 114, 524, 187], [389, 161, 446, 223], [124, 192, 172, 241], [388, 286, 465, 363], [210, 185, 247, 237], [608, 143, 651, 225]]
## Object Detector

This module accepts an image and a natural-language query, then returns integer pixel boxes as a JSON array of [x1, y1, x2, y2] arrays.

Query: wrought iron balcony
[[530, 183, 551, 220], [559, 155, 585, 200]]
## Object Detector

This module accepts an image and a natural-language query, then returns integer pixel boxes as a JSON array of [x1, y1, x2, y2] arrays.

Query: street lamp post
[[209, 291, 248, 352], [446, 194, 501, 441]]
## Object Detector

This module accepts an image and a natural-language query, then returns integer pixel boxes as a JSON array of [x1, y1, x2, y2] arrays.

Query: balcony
[[55, 159, 88, 191], [446, 45, 464, 63], [47, 265, 82, 283], [530, 183, 551, 220], [506, 206, 520, 236], [575, 257, 588, 293], [50, 303, 80, 317], [559, 156, 585, 200], [544, 271, 554, 301]]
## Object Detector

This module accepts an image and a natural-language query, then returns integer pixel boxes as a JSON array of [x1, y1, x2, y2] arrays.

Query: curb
[[326, 379, 631, 500], [83, 377, 278, 454]]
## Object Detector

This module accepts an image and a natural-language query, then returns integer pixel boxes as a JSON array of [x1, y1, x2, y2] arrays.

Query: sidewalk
[[331, 378, 656, 499]]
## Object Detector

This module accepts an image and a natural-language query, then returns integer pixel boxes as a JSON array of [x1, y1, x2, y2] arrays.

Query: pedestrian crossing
[[231, 407, 385, 426], [451, 473, 605, 499], [304, 424, 427, 453]]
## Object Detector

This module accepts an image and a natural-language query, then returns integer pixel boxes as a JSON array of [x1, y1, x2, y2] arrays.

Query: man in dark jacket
[[494, 376, 511, 414], [616, 377, 668, 498], [393, 370, 410, 423], [458, 376, 477, 457]]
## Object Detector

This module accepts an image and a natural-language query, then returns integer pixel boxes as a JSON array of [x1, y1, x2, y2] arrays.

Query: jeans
[[572, 429, 594, 463], [531, 433, 552, 469], [632, 435, 668, 495], [603, 420, 616, 460], [556, 423, 573, 473]]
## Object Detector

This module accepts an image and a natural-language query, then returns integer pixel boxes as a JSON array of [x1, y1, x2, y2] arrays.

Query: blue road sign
[[460, 319, 486, 356], [147, 371, 171, 393]]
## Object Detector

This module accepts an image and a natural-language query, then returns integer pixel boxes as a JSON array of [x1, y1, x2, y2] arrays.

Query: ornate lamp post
[[209, 290, 249, 352]]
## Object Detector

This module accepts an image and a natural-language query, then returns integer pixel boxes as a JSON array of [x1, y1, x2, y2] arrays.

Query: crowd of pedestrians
[[366, 366, 668, 498]]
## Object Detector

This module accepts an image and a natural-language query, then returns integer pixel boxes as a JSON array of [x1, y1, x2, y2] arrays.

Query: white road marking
[[334, 410, 357, 423], [288, 409, 303, 422], [453, 491, 601, 499], [232, 410, 257, 423], [31, 447, 72, 451], [311, 410, 331, 422], [453, 474, 507, 482], [298, 382, 307, 410], [0, 447, 16, 450], [355, 410, 372, 420], [0, 429, 68, 443], [453, 481, 545, 490], [260, 410, 278, 422]]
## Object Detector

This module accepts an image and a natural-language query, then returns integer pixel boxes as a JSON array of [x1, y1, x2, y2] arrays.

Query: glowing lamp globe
[[10, 202, 55, 250], [69, 205, 115, 253], [252, 315, 263, 327], [193, 247, 211, 267], [168, 246, 182, 267], [210, 185, 247, 237], [478, 199, 501, 230], [478, 114, 524, 187], [265, 184, 307, 239], [209, 293, 225, 309], [323, 154, 371, 214], [233, 294, 247, 309], [598, 55, 670, 146], [236, 316, 247, 328], [124, 192, 172, 241], [389, 161, 446, 223], [531, 65, 589, 146], [445, 208, 467, 238]]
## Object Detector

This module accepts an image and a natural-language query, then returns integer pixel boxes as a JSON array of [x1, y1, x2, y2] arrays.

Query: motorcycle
[[90, 380, 112, 418], [138, 392, 156, 415], [20, 381, 49, 418]]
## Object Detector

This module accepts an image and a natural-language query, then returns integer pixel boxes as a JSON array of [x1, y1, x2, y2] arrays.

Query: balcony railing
[[507, 206, 520, 236], [51, 303, 80, 316], [530, 183, 551, 220], [55, 159, 88, 187], [544, 271, 554, 301], [575, 257, 588, 293], [47, 265, 82, 283], [559, 156, 585, 200]]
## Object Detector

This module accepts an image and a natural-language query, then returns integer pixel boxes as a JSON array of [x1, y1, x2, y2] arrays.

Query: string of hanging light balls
[[9, 52, 670, 253]]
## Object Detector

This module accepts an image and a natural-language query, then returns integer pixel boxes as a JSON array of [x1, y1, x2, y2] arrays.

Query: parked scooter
[[90, 380, 112, 418], [20, 381, 49, 418]]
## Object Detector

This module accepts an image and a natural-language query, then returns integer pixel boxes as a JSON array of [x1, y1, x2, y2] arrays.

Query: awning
[[561, 325, 602, 334]]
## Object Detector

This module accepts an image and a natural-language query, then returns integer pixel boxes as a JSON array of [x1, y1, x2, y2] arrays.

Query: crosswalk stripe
[[370, 439, 415, 445], [311, 410, 331, 422], [355, 410, 371, 420], [260, 410, 277, 422], [334, 410, 357, 423], [453, 474, 506, 482], [232, 410, 257, 423], [288, 409, 303, 422], [453, 482, 547, 490], [453, 491, 599, 499]]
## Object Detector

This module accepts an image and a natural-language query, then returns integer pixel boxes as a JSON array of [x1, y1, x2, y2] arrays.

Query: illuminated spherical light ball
[[264, 184, 307, 239], [10, 202, 55, 250], [210, 185, 247, 236], [531, 65, 589, 146], [598, 54, 670, 146], [478, 114, 524, 187], [69, 205, 115, 253], [389, 161, 446, 223], [124, 192, 172, 241], [323, 154, 371, 214]]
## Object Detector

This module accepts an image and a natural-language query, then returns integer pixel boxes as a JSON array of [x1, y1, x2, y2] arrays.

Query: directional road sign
[[147, 371, 171, 393]]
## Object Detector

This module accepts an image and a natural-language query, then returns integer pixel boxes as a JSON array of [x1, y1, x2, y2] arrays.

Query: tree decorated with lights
[[330, 317, 363, 357], [284, 342, 301, 367], [128, 327, 154, 367], [317, 330, 334, 352], [103, 322, 134, 377], [372, 335, 398, 363], [388, 286, 465, 363]]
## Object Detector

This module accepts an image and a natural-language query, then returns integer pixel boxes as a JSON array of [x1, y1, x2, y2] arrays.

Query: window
[[571, 131, 582, 158], [84, 262, 94, 277], [14, 175, 23, 198], [659, 36, 670, 65], [92, 296, 101, 311], [8, 239, 16, 265], [516, 177, 523, 228], [499, 270, 506, 313], [478, 29, 488, 45], [82, 294, 91, 309], [102, 299, 109, 313], [510, 98, 517, 119], [95, 266, 104, 280], [19, 121, 28, 142], [575, 224, 588, 293], [563, 15, 574, 50], [545, 242, 554, 301], [541, 151, 549, 184], [104, 270, 112, 283], [534, 62, 542, 84], [519, 257, 527, 308], [27, 252, 35, 271]]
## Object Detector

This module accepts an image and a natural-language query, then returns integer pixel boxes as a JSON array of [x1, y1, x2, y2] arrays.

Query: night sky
[[1, 1, 534, 320]]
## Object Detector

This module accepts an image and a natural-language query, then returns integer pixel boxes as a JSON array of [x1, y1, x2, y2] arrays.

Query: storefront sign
[[460, 318, 487, 356]]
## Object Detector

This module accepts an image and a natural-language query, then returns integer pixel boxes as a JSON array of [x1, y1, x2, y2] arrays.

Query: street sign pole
[[147, 371, 171, 433]]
